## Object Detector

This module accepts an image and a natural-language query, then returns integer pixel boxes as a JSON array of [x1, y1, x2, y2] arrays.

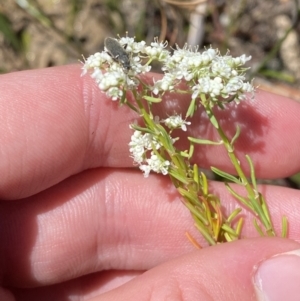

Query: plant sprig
[[82, 36, 287, 245]]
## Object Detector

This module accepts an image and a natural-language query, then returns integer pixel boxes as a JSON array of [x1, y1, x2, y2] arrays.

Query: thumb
[[93, 238, 300, 301]]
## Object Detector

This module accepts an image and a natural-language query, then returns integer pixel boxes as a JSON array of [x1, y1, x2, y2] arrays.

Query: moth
[[104, 37, 131, 73]]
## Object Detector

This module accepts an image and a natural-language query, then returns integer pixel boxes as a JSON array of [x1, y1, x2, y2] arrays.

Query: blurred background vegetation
[[0, 0, 300, 186]]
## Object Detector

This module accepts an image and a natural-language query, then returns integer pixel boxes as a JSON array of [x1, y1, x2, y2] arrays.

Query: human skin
[[1, 65, 300, 300]]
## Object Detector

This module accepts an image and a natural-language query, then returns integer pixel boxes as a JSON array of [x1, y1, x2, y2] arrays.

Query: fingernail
[[253, 249, 300, 301]]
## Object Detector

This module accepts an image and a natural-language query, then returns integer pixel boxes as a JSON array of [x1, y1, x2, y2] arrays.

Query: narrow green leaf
[[188, 137, 222, 145], [227, 208, 242, 223], [123, 98, 139, 112], [201, 172, 208, 195], [253, 219, 265, 236], [281, 216, 288, 238], [179, 150, 190, 158], [170, 153, 188, 175], [193, 164, 199, 185], [189, 143, 194, 159], [235, 217, 244, 236], [221, 224, 239, 237], [194, 222, 216, 245], [143, 95, 162, 103], [245, 155, 257, 190], [211, 167, 241, 184], [169, 171, 189, 184], [186, 98, 196, 118], [231, 125, 241, 146], [259, 193, 272, 224], [183, 201, 207, 225], [248, 194, 270, 229], [224, 232, 233, 242], [130, 124, 155, 134], [177, 187, 199, 205], [225, 183, 253, 209]]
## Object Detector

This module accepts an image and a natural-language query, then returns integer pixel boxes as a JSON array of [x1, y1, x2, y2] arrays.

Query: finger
[[0, 65, 139, 199], [10, 271, 142, 301], [2, 168, 300, 287], [94, 238, 300, 301], [8, 238, 300, 301], [1, 66, 300, 199]]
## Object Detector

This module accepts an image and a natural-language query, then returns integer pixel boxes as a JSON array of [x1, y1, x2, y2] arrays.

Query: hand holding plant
[[0, 61, 300, 300]]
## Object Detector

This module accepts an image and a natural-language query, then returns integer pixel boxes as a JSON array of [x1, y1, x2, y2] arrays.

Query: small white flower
[[202, 48, 217, 64], [162, 46, 219, 85], [132, 41, 147, 53], [128, 130, 162, 165], [139, 164, 152, 178], [232, 54, 252, 66], [211, 57, 232, 79], [192, 76, 224, 99], [82, 52, 112, 71], [119, 37, 135, 48], [91, 68, 103, 82], [131, 56, 151, 74], [223, 76, 244, 95], [129, 130, 147, 164], [163, 115, 191, 131], [129, 128, 171, 177], [152, 73, 177, 95], [144, 38, 170, 61], [143, 133, 161, 150], [242, 81, 254, 93], [147, 153, 170, 174], [140, 153, 170, 177], [98, 70, 125, 90], [107, 87, 123, 101]]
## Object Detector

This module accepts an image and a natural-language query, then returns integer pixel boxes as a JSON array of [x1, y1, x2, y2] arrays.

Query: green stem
[[132, 92, 246, 245], [203, 102, 275, 236]]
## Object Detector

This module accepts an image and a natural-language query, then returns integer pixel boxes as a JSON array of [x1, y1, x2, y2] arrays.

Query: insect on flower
[[104, 37, 131, 73]]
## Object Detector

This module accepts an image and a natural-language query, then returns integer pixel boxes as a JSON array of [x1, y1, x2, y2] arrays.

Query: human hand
[[1, 65, 300, 301]]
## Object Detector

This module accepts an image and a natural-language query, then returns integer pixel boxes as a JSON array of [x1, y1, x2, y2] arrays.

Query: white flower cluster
[[81, 37, 169, 101], [129, 129, 171, 177], [154, 45, 254, 102], [83, 36, 254, 103], [83, 36, 255, 178]]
